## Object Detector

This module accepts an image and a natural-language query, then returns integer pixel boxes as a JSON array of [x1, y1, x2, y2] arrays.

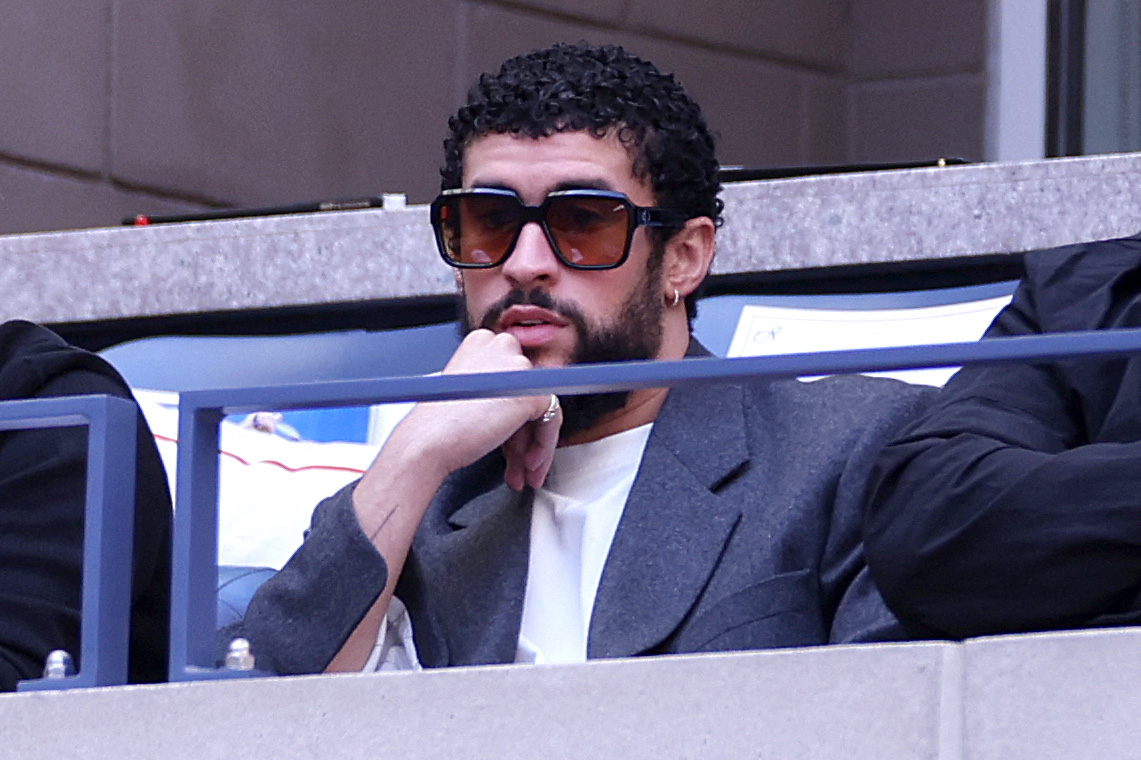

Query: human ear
[[661, 216, 715, 303]]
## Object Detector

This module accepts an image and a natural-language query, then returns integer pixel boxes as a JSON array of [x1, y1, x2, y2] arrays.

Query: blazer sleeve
[[217, 483, 388, 675], [820, 378, 933, 644], [864, 257, 1141, 638]]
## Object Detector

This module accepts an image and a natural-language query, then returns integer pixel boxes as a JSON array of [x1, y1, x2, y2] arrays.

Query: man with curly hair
[[225, 43, 929, 674]]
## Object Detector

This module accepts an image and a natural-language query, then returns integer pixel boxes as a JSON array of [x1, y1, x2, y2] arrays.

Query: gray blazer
[[227, 371, 930, 674]]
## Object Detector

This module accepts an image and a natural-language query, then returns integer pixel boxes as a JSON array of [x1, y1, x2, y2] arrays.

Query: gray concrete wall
[[7, 627, 1141, 759], [1, 151, 1138, 327], [0, 0, 988, 235], [0, 642, 961, 760]]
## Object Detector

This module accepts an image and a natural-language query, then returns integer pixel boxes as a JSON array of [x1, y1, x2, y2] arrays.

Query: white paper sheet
[[726, 295, 1013, 386]]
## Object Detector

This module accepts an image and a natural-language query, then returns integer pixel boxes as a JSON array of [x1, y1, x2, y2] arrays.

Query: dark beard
[[458, 264, 664, 438]]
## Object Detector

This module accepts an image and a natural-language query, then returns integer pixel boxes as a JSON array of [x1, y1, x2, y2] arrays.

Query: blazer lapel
[[416, 481, 532, 666], [587, 380, 748, 659]]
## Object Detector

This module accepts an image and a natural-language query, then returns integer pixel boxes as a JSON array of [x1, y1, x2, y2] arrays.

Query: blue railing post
[[14, 395, 137, 691], [168, 404, 226, 680]]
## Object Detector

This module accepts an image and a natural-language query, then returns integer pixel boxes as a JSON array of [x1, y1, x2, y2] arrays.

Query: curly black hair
[[441, 44, 723, 318]]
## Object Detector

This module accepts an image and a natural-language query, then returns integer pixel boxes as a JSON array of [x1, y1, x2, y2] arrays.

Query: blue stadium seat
[[101, 322, 460, 443], [101, 322, 460, 391], [216, 566, 277, 629]]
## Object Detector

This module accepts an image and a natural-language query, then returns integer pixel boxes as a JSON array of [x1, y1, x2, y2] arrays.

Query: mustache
[[478, 288, 579, 332]]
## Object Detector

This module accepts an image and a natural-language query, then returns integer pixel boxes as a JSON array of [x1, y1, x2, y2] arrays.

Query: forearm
[[322, 427, 449, 672], [218, 484, 390, 674], [226, 415, 453, 674]]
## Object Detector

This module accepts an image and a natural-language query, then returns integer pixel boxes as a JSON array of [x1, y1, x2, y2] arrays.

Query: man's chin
[[559, 391, 631, 439], [520, 343, 575, 368]]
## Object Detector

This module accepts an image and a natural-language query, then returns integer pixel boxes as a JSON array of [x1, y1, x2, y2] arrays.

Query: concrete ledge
[[718, 152, 1141, 273], [10, 626, 1141, 758], [3, 153, 1141, 325], [963, 627, 1141, 760], [0, 205, 447, 324], [0, 642, 955, 760]]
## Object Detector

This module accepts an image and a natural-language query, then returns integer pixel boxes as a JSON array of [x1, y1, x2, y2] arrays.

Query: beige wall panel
[[614, 41, 812, 168], [112, 0, 461, 206], [493, 0, 629, 25], [0, 164, 198, 237], [0, 0, 992, 235], [803, 74, 847, 164], [460, 5, 812, 169], [849, 0, 987, 76], [458, 5, 620, 95], [847, 74, 987, 164], [625, 0, 848, 69], [0, 1, 112, 173]]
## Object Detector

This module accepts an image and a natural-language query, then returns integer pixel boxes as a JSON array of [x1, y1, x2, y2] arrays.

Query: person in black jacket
[[0, 320, 171, 689], [864, 233, 1141, 639]]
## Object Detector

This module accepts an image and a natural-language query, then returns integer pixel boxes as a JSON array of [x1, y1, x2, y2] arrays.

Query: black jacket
[[865, 234, 1141, 638], [0, 321, 171, 689]]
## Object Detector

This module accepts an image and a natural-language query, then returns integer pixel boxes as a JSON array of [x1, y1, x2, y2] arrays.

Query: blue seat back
[[100, 322, 460, 391]]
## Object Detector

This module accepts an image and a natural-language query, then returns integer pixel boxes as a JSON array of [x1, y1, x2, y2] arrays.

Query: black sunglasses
[[430, 188, 689, 270]]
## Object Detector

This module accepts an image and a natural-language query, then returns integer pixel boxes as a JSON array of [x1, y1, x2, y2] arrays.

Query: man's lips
[[496, 305, 569, 347]]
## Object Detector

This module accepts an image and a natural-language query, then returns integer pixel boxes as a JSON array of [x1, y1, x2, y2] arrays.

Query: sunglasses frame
[[430, 187, 690, 271]]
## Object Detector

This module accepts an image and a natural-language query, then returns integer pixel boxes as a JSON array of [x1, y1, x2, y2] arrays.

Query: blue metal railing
[[168, 327, 1141, 681]]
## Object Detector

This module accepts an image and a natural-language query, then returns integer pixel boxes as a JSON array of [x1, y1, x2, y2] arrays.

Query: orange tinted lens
[[545, 196, 630, 267], [447, 194, 520, 266]]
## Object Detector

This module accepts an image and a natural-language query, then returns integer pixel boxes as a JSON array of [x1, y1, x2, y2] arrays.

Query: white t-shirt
[[364, 422, 653, 671]]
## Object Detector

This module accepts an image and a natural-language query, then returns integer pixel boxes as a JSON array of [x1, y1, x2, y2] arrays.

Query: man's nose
[[501, 221, 560, 287]]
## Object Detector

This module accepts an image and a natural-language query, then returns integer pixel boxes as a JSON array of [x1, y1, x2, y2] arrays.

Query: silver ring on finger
[[539, 394, 560, 423]]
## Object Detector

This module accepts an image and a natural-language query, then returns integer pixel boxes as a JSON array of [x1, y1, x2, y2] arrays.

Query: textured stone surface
[[715, 152, 1141, 275], [5, 153, 1141, 324], [0, 642, 954, 759], [0, 1, 112, 172], [0, 206, 446, 323], [964, 627, 1141, 760]]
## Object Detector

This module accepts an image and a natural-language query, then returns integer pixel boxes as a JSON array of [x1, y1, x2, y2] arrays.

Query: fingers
[[524, 402, 561, 489], [443, 329, 531, 376], [502, 394, 562, 491], [431, 332, 566, 490]]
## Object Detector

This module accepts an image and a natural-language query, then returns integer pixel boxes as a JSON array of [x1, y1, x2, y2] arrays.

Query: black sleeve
[[863, 273, 1141, 638], [0, 368, 172, 689]]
